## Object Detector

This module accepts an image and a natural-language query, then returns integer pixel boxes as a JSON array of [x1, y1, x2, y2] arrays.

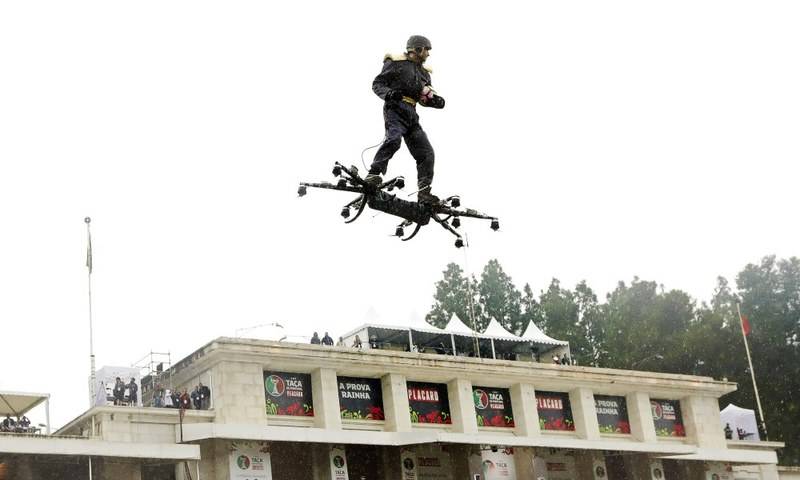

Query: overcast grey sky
[[1, 1, 798, 428]]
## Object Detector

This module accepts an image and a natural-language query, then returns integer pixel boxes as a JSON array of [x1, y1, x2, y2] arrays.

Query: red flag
[[741, 315, 751, 336]]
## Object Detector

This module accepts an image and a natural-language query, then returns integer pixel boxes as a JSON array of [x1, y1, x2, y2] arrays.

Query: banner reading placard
[[229, 441, 272, 480], [338, 376, 384, 420], [407, 381, 451, 424], [651, 399, 686, 437], [330, 446, 349, 480], [594, 395, 630, 434], [535, 391, 575, 431], [473, 386, 514, 428], [264, 371, 314, 417]]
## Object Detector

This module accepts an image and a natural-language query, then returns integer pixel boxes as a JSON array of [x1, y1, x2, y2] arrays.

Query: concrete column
[[449, 444, 482, 479], [681, 396, 726, 448], [569, 387, 600, 440], [448, 378, 478, 434], [381, 446, 403, 480], [512, 446, 537, 480], [381, 373, 411, 432], [509, 383, 540, 437], [627, 392, 657, 443], [622, 454, 653, 480], [311, 443, 333, 480], [212, 361, 268, 424], [312, 368, 342, 430]]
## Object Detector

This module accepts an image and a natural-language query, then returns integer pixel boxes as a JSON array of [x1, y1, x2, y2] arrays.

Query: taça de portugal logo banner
[[237, 455, 251, 470]]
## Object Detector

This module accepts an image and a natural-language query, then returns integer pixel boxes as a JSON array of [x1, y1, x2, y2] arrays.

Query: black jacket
[[373, 54, 436, 104]]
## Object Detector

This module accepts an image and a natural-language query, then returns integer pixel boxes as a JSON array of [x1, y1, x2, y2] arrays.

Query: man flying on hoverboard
[[364, 35, 446, 204]]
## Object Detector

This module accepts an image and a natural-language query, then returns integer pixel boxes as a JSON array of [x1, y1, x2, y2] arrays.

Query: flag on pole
[[741, 314, 751, 336], [85, 217, 92, 274]]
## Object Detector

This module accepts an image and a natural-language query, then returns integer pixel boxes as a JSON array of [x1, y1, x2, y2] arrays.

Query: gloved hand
[[386, 90, 404, 102], [428, 94, 445, 109]]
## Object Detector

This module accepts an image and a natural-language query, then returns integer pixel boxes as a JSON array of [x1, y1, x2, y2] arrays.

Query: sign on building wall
[[330, 446, 349, 480], [594, 395, 631, 434], [229, 441, 272, 480], [401, 449, 418, 480], [337, 376, 384, 420], [481, 449, 516, 480], [650, 399, 686, 437], [535, 391, 575, 431], [417, 447, 453, 480], [473, 386, 515, 428], [533, 455, 576, 480], [592, 459, 608, 479], [408, 381, 452, 424], [263, 371, 314, 417]]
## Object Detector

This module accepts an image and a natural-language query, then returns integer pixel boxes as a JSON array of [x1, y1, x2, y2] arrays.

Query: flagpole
[[85, 217, 96, 410], [736, 303, 768, 439]]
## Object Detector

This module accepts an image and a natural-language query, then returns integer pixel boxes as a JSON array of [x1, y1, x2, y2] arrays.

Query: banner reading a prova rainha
[[594, 395, 630, 434], [264, 371, 314, 417], [535, 391, 575, 431], [338, 376, 384, 420], [651, 399, 686, 437], [473, 386, 514, 428], [407, 381, 451, 424]]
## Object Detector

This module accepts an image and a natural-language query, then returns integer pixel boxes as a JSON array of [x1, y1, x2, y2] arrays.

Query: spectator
[[370, 335, 380, 349], [1, 415, 15, 432], [128, 378, 139, 406], [164, 389, 174, 408], [352, 335, 363, 349], [724, 423, 733, 439], [561, 354, 571, 365], [171, 390, 181, 409], [153, 384, 164, 407], [191, 385, 202, 409], [336, 336, 346, 347], [113, 377, 126, 405], [310, 332, 321, 345], [179, 388, 192, 410], [321, 331, 334, 346], [552, 355, 560, 365], [199, 382, 211, 410]]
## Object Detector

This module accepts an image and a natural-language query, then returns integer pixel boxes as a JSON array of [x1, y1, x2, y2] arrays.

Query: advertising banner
[[650, 399, 686, 437], [264, 371, 314, 417], [473, 386, 515, 428], [329, 446, 349, 480], [408, 381, 452, 424], [481, 449, 516, 480], [535, 391, 575, 431], [400, 449, 418, 480], [649, 460, 665, 479], [338, 376, 384, 420], [229, 441, 272, 480], [592, 459, 608, 479], [594, 395, 630, 434]]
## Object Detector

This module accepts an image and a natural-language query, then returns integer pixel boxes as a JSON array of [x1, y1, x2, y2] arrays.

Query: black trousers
[[369, 102, 435, 186]]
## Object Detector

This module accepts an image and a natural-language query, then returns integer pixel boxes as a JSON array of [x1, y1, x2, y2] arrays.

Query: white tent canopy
[[482, 318, 522, 341], [444, 313, 476, 335], [520, 320, 569, 346], [720, 404, 760, 441], [0, 390, 51, 434]]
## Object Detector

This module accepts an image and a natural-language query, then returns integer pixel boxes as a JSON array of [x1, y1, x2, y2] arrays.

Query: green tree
[[426, 263, 481, 329], [477, 259, 522, 333], [733, 256, 800, 464], [519, 283, 543, 335]]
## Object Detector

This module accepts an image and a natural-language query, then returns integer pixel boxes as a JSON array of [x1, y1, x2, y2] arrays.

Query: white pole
[[736, 303, 768, 439], [45, 396, 51, 434], [86, 217, 96, 409], [450, 334, 457, 356], [490, 339, 496, 359]]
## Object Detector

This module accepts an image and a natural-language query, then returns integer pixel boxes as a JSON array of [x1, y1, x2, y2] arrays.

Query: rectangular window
[[264, 371, 314, 417], [535, 391, 575, 431]]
